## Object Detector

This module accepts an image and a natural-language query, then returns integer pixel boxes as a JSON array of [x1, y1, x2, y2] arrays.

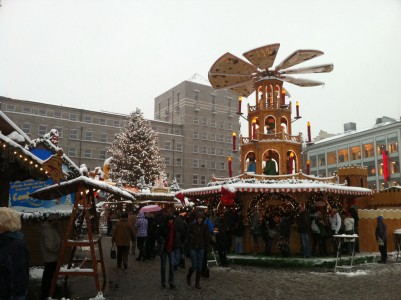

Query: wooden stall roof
[[178, 179, 373, 197], [30, 176, 135, 201]]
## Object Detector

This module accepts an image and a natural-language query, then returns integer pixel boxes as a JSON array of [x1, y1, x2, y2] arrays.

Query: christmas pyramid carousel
[[177, 44, 372, 254]]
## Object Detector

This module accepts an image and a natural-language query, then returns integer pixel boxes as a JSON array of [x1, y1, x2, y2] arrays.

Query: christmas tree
[[108, 108, 166, 188]]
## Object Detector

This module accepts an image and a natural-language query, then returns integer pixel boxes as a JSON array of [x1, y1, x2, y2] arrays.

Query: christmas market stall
[[30, 176, 135, 298], [178, 173, 372, 254]]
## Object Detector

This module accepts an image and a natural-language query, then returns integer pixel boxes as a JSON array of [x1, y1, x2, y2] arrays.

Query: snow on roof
[[179, 179, 372, 197], [187, 73, 211, 86], [0, 131, 44, 166], [0, 110, 32, 143], [30, 176, 135, 201]]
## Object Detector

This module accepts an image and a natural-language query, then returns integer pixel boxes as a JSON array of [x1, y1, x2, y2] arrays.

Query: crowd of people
[[0, 204, 390, 299]]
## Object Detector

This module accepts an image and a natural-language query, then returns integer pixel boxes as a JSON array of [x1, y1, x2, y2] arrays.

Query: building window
[[113, 120, 119, 127], [70, 129, 78, 139], [99, 149, 106, 159], [23, 107, 31, 114], [176, 158, 182, 166], [38, 124, 47, 136], [68, 148, 77, 157], [219, 148, 225, 156], [200, 160, 206, 168], [210, 133, 216, 141], [210, 161, 216, 169], [193, 131, 199, 139], [163, 127, 169, 134], [176, 143, 182, 152], [202, 132, 207, 140], [164, 141, 171, 150], [201, 146, 207, 154], [226, 136, 231, 143], [310, 154, 317, 168], [193, 117, 199, 125], [174, 128, 181, 135], [211, 94, 216, 113], [21, 123, 31, 134], [192, 175, 198, 185], [84, 149, 92, 158], [388, 133, 399, 153], [210, 147, 216, 155], [219, 135, 224, 143], [70, 114, 77, 121], [85, 131, 93, 141], [5, 104, 14, 112], [100, 134, 107, 143], [376, 136, 386, 156], [220, 162, 226, 170], [38, 109, 47, 116], [219, 121, 224, 129], [83, 116, 92, 123], [327, 148, 337, 165], [54, 111, 62, 118], [99, 118, 106, 125], [200, 176, 206, 185], [362, 140, 374, 158], [210, 119, 216, 128], [193, 159, 199, 168], [337, 146, 349, 163], [350, 144, 361, 161], [201, 118, 207, 126], [318, 153, 326, 166], [193, 145, 199, 153], [165, 157, 171, 165], [227, 149, 233, 156]]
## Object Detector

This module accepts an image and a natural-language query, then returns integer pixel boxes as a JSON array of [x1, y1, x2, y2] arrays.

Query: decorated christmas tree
[[108, 108, 166, 188]]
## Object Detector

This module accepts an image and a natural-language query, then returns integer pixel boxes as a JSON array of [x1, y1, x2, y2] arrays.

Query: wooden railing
[[240, 132, 302, 144]]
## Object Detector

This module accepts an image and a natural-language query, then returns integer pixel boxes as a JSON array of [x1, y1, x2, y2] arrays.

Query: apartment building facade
[[304, 117, 401, 190], [0, 78, 240, 189]]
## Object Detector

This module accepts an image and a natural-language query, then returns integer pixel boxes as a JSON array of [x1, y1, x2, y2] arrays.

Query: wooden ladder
[[49, 186, 106, 297]]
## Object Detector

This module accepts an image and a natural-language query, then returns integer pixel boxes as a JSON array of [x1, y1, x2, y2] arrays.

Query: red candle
[[232, 132, 237, 151], [228, 156, 233, 177], [252, 119, 257, 140], [296, 101, 300, 118], [237, 97, 242, 114], [306, 159, 310, 175], [307, 121, 311, 143]]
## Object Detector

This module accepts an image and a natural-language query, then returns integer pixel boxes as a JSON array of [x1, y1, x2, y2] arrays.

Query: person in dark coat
[[134, 212, 148, 261], [296, 206, 310, 258], [112, 212, 136, 269], [41, 215, 62, 299], [0, 207, 30, 300], [213, 213, 229, 267], [232, 211, 245, 255], [375, 215, 387, 263], [261, 211, 276, 256], [172, 211, 188, 270], [159, 214, 176, 288], [186, 212, 210, 289]]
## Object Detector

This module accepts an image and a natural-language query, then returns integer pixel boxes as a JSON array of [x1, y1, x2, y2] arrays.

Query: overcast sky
[[0, 0, 400, 138]]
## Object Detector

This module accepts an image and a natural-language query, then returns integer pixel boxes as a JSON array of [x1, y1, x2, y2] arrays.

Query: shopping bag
[[110, 245, 117, 259]]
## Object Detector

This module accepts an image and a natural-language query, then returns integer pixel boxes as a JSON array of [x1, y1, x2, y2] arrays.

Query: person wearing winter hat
[[186, 211, 209, 289], [375, 215, 387, 263], [0, 207, 30, 299]]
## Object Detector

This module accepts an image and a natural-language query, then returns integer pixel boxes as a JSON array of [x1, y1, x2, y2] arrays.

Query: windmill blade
[[208, 73, 253, 89], [209, 52, 258, 76], [229, 80, 256, 97], [280, 64, 334, 75], [281, 75, 324, 87], [243, 43, 280, 70], [275, 50, 324, 71]]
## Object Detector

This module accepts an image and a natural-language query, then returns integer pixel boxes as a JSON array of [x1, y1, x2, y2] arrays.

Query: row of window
[[193, 145, 233, 156], [5, 104, 121, 127], [192, 117, 234, 131], [193, 131, 234, 143], [67, 148, 107, 160], [309, 133, 399, 168], [21, 123, 110, 142], [164, 174, 208, 186]]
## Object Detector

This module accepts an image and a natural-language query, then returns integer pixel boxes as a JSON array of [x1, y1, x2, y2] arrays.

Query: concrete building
[[305, 116, 401, 190], [0, 76, 240, 189]]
